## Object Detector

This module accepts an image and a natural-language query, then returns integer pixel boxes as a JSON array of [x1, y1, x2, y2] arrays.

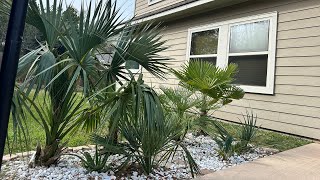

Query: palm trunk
[[34, 140, 61, 166], [33, 72, 69, 167]]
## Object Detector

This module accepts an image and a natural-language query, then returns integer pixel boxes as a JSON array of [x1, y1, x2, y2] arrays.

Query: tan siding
[[278, 26, 320, 40], [141, 0, 320, 139], [276, 76, 320, 86], [135, 0, 184, 17], [276, 67, 320, 76], [276, 85, 320, 97], [213, 111, 320, 139], [277, 37, 320, 48], [217, 106, 320, 129], [276, 56, 320, 67], [243, 94, 320, 108], [278, 16, 320, 31]]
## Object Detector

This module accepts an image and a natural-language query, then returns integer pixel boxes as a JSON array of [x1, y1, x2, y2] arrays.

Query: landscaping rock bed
[[1, 134, 277, 180]]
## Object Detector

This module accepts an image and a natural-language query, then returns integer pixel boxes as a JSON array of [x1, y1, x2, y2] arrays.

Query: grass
[[4, 92, 311, 155], [5, 91, 91, 155], [218, 121, 311, 152]]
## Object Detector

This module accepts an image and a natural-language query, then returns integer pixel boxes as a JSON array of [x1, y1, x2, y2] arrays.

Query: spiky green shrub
[[209, 112, 258, 160], [70, 145, 109, 173], [92, 75, 200, 176]]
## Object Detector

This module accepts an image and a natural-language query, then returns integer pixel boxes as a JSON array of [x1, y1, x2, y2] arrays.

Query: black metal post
[[0, 0, 29, 170]]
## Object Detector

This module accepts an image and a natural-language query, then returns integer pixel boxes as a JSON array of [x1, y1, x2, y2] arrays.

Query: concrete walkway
[[198, 143, 320, 180]]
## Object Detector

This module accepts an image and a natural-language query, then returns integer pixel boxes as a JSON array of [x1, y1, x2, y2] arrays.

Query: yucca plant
[[1, 0, 169, 166]]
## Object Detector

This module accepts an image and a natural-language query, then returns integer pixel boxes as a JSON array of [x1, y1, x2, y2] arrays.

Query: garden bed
[[1, 134, 278, 180]]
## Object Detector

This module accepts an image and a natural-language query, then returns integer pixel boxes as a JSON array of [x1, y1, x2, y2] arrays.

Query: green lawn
[[5, 92, 91, 155], [4, 92, 311, 155]]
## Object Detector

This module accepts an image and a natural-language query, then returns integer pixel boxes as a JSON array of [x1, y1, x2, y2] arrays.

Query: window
[[125, 60, 141, 73], [148, 0, 162, 5], [187, 12, 278, 94], [190, 28, 219, 65]]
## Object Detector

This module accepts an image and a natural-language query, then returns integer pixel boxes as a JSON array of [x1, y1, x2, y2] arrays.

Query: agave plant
[[1, 0, 169, 166]]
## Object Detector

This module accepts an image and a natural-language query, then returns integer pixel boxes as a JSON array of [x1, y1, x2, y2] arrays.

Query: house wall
[[141, 0, 320, 139], [135, 0, 185, 17]]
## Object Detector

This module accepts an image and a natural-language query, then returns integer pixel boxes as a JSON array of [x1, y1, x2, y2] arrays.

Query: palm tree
[[171, 60, 245, 133], [171, 60, 244, 110], [1, 0, 169, 166]]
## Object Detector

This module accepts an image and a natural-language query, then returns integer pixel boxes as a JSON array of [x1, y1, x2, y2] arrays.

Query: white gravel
[[1, 134, 277, 180]]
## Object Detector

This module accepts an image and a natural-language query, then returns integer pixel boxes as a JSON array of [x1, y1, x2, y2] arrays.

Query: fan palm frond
[[172, 60, 245, 104]]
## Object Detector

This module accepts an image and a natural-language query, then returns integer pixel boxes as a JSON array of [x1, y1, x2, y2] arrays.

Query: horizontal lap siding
[[135, 0, 184, 17], [140, 0, 320, 139]]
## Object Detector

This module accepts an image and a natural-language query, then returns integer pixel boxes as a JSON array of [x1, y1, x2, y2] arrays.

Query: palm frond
[[0, 0, 11, 16], [26, 0, 65, 48], [109, 23, 170, 81], [171, 60, 245, 104]]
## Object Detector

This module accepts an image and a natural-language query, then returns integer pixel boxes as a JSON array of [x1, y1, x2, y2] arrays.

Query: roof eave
[[132, 0, 251, 24]]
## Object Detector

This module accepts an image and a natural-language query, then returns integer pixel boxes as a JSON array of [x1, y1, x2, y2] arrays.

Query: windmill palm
[[171, 60, 244, 108], [1, 0, 169, 166], [171, 60, 245, 134]]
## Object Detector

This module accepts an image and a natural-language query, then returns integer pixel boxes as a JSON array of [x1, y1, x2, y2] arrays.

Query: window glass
[[125, 60, 140, 70], [191, 29, 219, 55], [229, 55, 268, 86], [187, 13, 277, 94], [230, 20, 270, 53]]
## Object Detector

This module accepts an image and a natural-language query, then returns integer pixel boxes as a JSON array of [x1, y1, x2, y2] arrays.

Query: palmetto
[[1, 0, 169, 166], [92, 75, 200, 176]]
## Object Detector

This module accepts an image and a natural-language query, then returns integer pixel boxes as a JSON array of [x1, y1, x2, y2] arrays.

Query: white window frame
[[148, 0, 162, 6], [188, 26, 220, 65], [187, 12, 278, 95]]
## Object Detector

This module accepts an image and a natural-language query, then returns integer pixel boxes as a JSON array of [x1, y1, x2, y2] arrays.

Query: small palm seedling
[[160, 87, 200, 139]]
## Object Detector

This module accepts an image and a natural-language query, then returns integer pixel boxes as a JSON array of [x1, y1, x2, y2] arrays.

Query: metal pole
[[0, 0, 29, 170]]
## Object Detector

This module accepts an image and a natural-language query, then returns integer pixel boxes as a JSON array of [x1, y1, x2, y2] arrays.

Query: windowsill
[[128, 69, 142, 74], [239, 85, 274, 95]]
